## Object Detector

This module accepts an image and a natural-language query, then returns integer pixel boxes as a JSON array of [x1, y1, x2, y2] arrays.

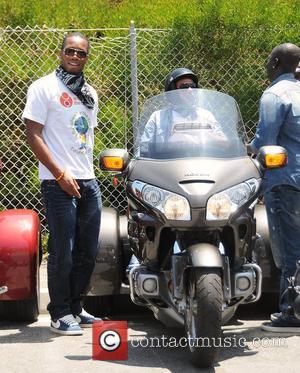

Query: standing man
[[23, 32, 102, 335], [249, 43, 300, 332]]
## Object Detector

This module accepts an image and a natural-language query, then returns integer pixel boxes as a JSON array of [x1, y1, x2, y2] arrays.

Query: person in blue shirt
[[249, 43, 300, 332]]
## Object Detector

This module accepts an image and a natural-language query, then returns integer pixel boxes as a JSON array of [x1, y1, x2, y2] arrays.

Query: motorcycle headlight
[[206, 178, 260, 221], [132, 181, 191, 221], [163, 194, 190, 220]]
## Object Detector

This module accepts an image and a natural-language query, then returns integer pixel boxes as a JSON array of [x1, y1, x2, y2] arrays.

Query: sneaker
[[261, 314, 300, 333], [271, 309, 295, 321], [75, 308, 102, 328], [270, 312, 282, 322], [50, 314, 83, 335]]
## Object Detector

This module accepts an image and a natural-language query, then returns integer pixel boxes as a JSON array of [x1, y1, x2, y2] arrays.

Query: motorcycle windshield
[[135, 89, 247, 159]]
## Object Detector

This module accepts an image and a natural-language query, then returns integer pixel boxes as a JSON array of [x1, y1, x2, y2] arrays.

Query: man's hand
[[57, 169, 81, 198]]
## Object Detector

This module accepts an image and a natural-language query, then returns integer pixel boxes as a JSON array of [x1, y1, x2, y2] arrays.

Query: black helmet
[[164, 67, 199, 92]]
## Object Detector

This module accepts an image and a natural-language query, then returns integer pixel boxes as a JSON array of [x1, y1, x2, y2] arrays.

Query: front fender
[[172, 243, 223, 299], [0, 209, 40, 300], [188, 243, 223, 268]]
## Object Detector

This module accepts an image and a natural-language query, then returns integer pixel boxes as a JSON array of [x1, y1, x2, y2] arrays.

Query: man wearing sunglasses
[[23, 32, 102, 335], [139, 67, 226, 158]]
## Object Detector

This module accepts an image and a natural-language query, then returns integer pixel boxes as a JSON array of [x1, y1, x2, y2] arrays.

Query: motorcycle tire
[[185, 268, 222, 368], [0, 253, 40, 322], [0, 297, 39, 322]]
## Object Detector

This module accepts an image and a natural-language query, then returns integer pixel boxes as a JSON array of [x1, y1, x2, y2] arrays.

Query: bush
[[0, 0, 298, 225]]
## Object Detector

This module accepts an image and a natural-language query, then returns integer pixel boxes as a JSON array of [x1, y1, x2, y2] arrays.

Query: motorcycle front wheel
[[185, 268, 223, 368]]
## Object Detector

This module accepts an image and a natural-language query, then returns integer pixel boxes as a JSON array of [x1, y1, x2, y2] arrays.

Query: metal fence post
[[129, 21, 139, 141]]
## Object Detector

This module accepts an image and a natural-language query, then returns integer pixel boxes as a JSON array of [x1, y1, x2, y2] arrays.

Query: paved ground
[[1, 263, 300, 373], [1, 311, 300, 373]]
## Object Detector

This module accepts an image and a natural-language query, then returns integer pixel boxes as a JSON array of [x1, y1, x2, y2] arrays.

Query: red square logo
[[93, 321, 128, 360]]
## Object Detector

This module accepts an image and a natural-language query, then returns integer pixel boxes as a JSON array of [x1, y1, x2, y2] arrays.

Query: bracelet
[[55, 171, 65, 181]]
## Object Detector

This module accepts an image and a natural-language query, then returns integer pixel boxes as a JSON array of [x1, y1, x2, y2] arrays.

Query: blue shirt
[[251, 73, 300, 191]]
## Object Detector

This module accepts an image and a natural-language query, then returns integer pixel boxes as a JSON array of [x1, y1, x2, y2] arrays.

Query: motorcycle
[[285, 261, 300, 319], [88, 88, 287, 367], [0, 158, 41, 322]]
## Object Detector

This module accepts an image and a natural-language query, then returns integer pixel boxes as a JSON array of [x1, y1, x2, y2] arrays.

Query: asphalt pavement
[[0, 263, 300, 373]]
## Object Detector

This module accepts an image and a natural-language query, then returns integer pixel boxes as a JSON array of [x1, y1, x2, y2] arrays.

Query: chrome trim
[[136, 273, 159, 297], [242, 263, 262, 303], [131, 180, 146, 198], [223, 256, 231, 302], [128, 265, 148, 306]]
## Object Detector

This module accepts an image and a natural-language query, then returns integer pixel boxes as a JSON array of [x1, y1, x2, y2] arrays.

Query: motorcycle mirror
[[99, 148, 129, 172], [256, 145, 287, 169]]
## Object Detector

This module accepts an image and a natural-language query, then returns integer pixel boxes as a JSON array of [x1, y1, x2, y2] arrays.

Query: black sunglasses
[[63, 48, 88, 59], [177, 82, 197, 89]]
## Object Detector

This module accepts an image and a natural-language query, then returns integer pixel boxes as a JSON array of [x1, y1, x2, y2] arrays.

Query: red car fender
[[0, 209, 40, 300]]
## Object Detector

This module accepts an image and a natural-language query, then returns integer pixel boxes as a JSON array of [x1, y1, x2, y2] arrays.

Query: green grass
[[0, 0, 299, 29], [0, 0, 199, 28]]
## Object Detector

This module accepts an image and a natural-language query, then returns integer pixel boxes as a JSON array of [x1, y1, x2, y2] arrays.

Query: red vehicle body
[[0, 159, 40, 321]]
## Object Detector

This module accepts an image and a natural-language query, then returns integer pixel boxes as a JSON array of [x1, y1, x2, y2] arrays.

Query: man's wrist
[[55, 170, 65, 181]]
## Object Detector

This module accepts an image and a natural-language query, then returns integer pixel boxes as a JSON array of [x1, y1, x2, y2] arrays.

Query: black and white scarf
[[55, 66, 95, 109]]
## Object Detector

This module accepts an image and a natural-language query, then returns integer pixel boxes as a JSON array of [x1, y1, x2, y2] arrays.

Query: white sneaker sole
[[50, 326, 83, 335], [270, 314, 280, 322], [261, 322, 300, 334]]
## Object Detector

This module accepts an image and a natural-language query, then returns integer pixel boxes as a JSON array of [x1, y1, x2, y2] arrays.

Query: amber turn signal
[[265, 153, 287, 168], [102, 156, 124, 170]]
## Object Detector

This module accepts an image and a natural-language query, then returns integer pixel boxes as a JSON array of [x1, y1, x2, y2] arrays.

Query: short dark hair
[[61, 32, 90, 52]]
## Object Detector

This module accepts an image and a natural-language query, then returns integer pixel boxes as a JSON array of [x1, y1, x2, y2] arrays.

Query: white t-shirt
[[22, 71, 98, 180], [141, 108, 224, 144]]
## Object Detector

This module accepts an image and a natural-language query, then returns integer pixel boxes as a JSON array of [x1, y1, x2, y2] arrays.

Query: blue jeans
[[41, 179, 102, 320], [264, 185, 300, 312]]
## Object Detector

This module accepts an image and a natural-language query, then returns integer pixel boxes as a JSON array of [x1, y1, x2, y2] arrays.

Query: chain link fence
[[0, 24, 294, 231]]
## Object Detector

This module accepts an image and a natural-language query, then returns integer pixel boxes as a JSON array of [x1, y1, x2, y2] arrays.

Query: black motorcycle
[[87, 88, 287, 368]]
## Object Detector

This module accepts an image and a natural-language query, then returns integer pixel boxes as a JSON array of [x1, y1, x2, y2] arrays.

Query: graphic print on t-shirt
[[60, 92, 73, 108], [71, 112, 91, 154]]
